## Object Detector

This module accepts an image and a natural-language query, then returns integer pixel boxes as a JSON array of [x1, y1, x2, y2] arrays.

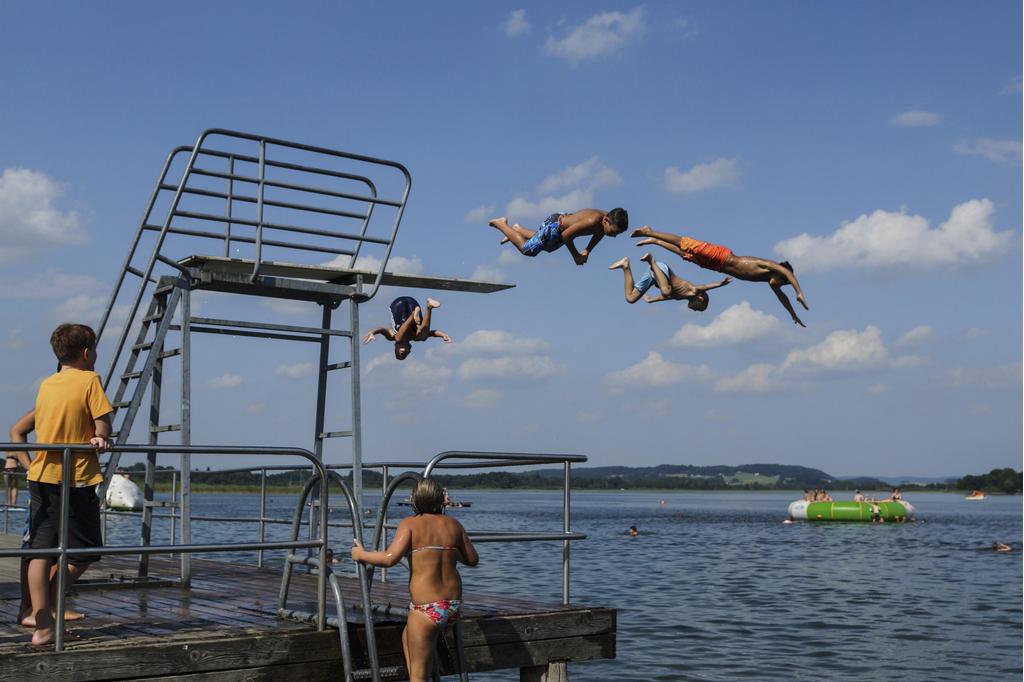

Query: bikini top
[[411, 545, 457, 554]]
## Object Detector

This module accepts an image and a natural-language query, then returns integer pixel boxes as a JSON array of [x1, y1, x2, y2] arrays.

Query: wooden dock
[[0, 534, 615, 680]]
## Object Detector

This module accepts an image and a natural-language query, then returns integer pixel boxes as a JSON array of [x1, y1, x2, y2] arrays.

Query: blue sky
[[1, 2, 1020, 478]]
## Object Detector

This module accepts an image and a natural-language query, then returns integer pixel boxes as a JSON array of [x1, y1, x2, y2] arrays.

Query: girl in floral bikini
[[352, 478, 478, 682]]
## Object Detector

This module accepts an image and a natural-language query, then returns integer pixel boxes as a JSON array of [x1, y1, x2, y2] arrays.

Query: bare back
[[403, 514, 472, 603], [559, 208, 605, 236]]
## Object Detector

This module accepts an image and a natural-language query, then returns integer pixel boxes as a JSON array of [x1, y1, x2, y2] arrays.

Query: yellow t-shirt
[[28, 368, 113, 487]]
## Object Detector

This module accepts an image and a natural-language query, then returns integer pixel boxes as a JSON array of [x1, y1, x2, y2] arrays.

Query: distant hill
[[430, 462, 891, 491]]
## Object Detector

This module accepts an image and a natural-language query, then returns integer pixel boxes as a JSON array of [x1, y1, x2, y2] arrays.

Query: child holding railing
[[352, 478, 478, 682]]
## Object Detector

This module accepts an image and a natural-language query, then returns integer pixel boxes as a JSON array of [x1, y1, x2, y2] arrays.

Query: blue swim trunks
[[521, 214, 565, 257], [390, 296, 419, 331], [633, 262, 671, 296]]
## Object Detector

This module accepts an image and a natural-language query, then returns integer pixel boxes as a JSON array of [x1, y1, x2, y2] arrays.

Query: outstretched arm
[[363, 326, 396, 344], [642, 293, 672, 303], [8, 409, 35, 470], [696, 277, 732, 293], [770, 283, 806, 327], [431, 329, 452, 343], [351, 518, 412, 567]]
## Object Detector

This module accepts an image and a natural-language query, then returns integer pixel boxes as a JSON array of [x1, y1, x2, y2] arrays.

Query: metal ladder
[[278, 472, 402, 682]]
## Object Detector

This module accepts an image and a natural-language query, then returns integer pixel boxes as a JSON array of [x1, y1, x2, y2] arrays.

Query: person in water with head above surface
[[608, 253, 731, 310], [351, 478, 478, 682], [991, 542, 1012, 552], [630, 226, 809, 326], [363, 296, 452, 361], [628, 526, 639, 537], [487, 207, 629, 265]]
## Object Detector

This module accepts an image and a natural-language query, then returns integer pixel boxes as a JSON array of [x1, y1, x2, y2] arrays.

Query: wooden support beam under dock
[[0, 534, 615, 680]]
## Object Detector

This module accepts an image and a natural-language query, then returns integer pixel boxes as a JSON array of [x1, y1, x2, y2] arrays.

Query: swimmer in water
[[992, 542, 1012, 552], [628, 526, 639, 537]]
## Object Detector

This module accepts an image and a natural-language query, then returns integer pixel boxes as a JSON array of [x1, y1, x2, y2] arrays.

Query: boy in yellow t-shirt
[[9, 323, 112, 646]]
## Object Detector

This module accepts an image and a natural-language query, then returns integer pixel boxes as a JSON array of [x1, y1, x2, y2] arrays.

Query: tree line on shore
[[124, 462, 1023, 493]]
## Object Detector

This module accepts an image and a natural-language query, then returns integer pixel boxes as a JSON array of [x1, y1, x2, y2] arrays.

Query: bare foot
[[639, 252, 654, 264], [31, 627, 54, 646], [797, 294, 809, 310], [426, 298, 441, 309], [635, 238, 656, 247], [20, 608, 84, 627], [608, 257, 629, 270], [488, 217, 509, 230], [500, 237, 510, 244], [630, 226, 652, 238]]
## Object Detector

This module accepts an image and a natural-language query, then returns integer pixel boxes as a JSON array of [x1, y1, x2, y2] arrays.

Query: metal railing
[[0, 443, 332, 652]]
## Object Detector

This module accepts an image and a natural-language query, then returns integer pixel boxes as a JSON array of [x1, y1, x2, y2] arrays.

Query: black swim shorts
[[28, 481, 103, 565]]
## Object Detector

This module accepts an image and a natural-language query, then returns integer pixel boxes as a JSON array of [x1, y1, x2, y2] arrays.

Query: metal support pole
[[54, 448, 72, 652], [350, 293, 363, 513], [562, 461, 571, 606], [258, 468, 267, 568], [380, 464, 389, 583], [251, 140, 266, 279], [170, 470, 177, 546], [140, 301, 164, 577], [180, 285, 192, 586], [224, 155, 234, 256]]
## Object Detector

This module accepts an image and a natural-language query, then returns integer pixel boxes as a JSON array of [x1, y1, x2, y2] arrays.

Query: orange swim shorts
[[678, 236, 733, 271]]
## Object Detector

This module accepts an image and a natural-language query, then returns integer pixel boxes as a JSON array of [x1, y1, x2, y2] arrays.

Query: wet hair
[[687, 292, 709, 311], [394, 340, 412, 360], [606, 208, 628, 233], [779, 260, 794, 274], [50, 323, 97, 363], [410, 478, 445, 515]]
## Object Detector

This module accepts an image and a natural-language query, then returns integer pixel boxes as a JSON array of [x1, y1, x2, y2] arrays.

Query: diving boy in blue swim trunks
[[608, 252, 731, 311], [363, 296, 452, 360], [487, 207, 628, 265]]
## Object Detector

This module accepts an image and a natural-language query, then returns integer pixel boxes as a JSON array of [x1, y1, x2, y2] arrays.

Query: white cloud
[[714, 363, 789, 393], [503, 156, 621, 223], [470, 265, 507, 283], [260, 299, 310, 315], [716, 325, 921, 393], [953, 138, 1022, 165], [0, 269, 103, 299], [774, 199, 1015, 272], [895, 325, 932, 347], [275, 362, 314, 379], [507, 189, 594, 223], [941, 363, 1021, 390], [866, 383, 888, 395], [207, 374, 242, 389], [669, 301, 780, 347], [0, 168, 86, 262], [502, 9, 530, 37], [462, 388, 502, 409], [999, 76, 1022, 95], [537, 157, 621, 195], [605, 351, 713, 392], [446, 329, 550, 356], [783, 326, 889, 372], [891, 110, 939, 127], [457, 355, 565, 381], [246, 403, 265, 413], [322, 253, 424, 275], [544, 7, 645, 64], [51, 294, 107, 325], [497, 250, 521, 266], [664, 158, 740, 194], [965, 327, 990, 340], [464, 204, 497, 224]]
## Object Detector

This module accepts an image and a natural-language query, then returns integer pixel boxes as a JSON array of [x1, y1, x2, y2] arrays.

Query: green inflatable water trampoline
[[788, 499, 914, 522]]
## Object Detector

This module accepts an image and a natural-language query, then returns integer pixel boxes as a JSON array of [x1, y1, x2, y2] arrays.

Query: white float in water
[[106, 473, 144, 511]]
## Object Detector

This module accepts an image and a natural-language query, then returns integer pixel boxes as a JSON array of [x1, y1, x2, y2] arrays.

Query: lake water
[[92, 489, 1023, 680]]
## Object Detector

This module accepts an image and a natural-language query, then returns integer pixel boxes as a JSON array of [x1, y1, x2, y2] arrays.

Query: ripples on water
[[100, 490, 1022, 681]]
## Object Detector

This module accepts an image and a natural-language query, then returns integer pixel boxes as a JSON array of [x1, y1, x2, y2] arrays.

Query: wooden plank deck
[[0, 534, 615, 680]]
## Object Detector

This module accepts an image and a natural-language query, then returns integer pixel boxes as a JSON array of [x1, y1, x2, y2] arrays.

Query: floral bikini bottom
[[409, 599, 462, 628]]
